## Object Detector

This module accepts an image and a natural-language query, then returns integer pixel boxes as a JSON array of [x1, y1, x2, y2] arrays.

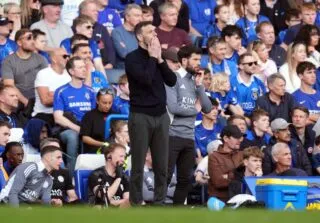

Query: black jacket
[[229, 165, 246, 199], [262, 138, 312, 176]]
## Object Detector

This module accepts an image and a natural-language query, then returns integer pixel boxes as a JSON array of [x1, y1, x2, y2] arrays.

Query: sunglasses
[[85, 25, 93, 30], [242, 61, 258, 66], [98, 88, 114, 96], [20, 34, 33, 41], [62, 54, 70, 59]]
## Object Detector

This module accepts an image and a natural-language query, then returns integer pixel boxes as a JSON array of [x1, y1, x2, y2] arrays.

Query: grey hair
[[158, 2, 177, 15], [267, 73, 286, 86], [124, 3, 142, 19], [271, 142, 289, 159], [79, 0, 96, 14]]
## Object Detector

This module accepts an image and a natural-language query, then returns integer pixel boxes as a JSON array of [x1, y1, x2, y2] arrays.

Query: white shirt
[[32, 67, 71, 116], [279, 63, 301, 94]]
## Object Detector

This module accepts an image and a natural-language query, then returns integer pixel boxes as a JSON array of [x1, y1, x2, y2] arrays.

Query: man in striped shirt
[[0, 145, 63, 207]]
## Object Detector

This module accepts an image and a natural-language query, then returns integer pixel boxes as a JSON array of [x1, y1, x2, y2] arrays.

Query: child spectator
[[141, 5, 154, 22], [277, 9, 301, 45]]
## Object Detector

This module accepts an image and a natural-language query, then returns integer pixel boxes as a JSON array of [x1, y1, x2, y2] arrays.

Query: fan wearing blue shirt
[[0, 18, 17, 78], [53, 57, 96, 172], [195, 97, 223, 160], [200, 36, 238, 76], [202, 5, 229, 48], [60, 15, 106, 78], [230, 52, 266, 116], [72, 43, 109, 93], [96, 0, 122, 33], [276, 9, 301, 45], [185, 0, 216, 36], [221, 25, 245, 65], [112, 74, 129, 115], [235, 0, 269, 47], [293, 61, 320, 124]]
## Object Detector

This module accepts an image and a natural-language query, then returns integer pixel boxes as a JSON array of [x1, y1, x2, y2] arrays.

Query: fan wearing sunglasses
[[60, 15, 107, 79], [230, 52, 266, 116], [2, 28, 48, 111]]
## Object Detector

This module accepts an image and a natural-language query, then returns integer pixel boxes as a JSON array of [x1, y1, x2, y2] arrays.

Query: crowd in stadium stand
[[0, 0, 320, 208]]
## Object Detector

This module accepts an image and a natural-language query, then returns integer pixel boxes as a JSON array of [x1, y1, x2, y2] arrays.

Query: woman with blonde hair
[[209, 72, 244, 119], [3, 2, 21, 40], [20, 0, 41, 28], [279, 41, 307, 93]]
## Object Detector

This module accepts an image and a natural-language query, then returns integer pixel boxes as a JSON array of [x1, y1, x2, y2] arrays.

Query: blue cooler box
[[256, 178, 308, 210]]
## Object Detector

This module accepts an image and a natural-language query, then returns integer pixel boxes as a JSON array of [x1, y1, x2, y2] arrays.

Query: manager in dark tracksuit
[[125, 21, 177, 205]]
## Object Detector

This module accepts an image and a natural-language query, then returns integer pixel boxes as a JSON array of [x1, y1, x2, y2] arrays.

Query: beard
[[186, 65, 199, 75]]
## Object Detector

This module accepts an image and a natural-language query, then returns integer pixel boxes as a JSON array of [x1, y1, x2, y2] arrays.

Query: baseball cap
[[270, 118, 291, 132], [0, 17, 10, 26], [40, 0, 64, 6], [162, 47, 179, 62], [220, 125, 244, 139]]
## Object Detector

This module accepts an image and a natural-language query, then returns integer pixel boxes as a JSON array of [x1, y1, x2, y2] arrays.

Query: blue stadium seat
[[74, 169, 93, 202], [104, 114, 128, 139]]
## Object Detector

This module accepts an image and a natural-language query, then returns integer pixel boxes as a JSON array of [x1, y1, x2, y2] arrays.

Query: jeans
[[60, 129, 79, 175]]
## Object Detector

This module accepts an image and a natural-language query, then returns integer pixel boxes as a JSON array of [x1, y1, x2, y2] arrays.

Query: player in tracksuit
[[0, 146, 63, 207]]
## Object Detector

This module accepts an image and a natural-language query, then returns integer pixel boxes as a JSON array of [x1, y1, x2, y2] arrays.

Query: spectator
[[141, 5, 154, 22], [3, 3, 21, 41], [79, 0, 119, 80], [0, 121, 11, 154], [150, 0, 189, 33], [259, 0, 293, 35], [125, 21, 176, 205], [235, 0, 269, 47], [256, 73, 296, 122], [290, 106, 316, 161], [61, 15, 107, 77], [241, 108, 271, 150], [31, 0, 73, 48], [209, 72, 244, 119], [228, 146, 263, 198], [161, 47, 181, 72], [248, 39, 277, 85], [256, 21, 287, 68], [279, 41, 307, 93], [95, 0, 122, 34], [186, 0, 216, 37], [111, 4, 142, 69], [72, 43, 109, 93], [1, 29, 48, 113], [32, 48, 71, 126], [202, 68, 212, 91], [32, 29, 50, 63], [20, 0, 41, 28], [295, 25, 320, 68], [0, 145, 63, 207], [112, 74, 130, 115], [208, 125, 244, 202], [53, 56, 96, 173], [165, 45, 212, 205], [277, 8, 301, 45], [227, 114, 248, 135], [282, 2, 317, 50], [88, 143, 130, 208], [155, 2, 191, 50], [268, 142, 308, 176], [230, 52, 266, 116], [220, 0, 243, 25], [195, 97, 223, 162], [109, 120, 130, 154], [312, 135, 320, 175], [0, 85, 26, 128], [22, 118, 50, 155], [0, 142, 24, 178], [262, 118, 312, 175], [202, 4, 230, 47], [195, 139, 222, 185], [293, 61, 320, 123], [221, 25, 246, 65], [80, 88, 113, 154], [143, 149, 176, 204], [0, 17, 17, 78], [200, 36, 238, 76]]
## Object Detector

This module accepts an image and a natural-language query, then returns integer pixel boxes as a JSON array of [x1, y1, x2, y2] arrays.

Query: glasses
[[62, 54, 70, 59], [98, 88, 114, 96], [85, 25, 93, 30], [242, 61, 258, 66], [8, 12, 21, 15]]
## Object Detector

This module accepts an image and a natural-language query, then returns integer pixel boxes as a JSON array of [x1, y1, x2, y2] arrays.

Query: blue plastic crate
[[256, 178, 308, 210]]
